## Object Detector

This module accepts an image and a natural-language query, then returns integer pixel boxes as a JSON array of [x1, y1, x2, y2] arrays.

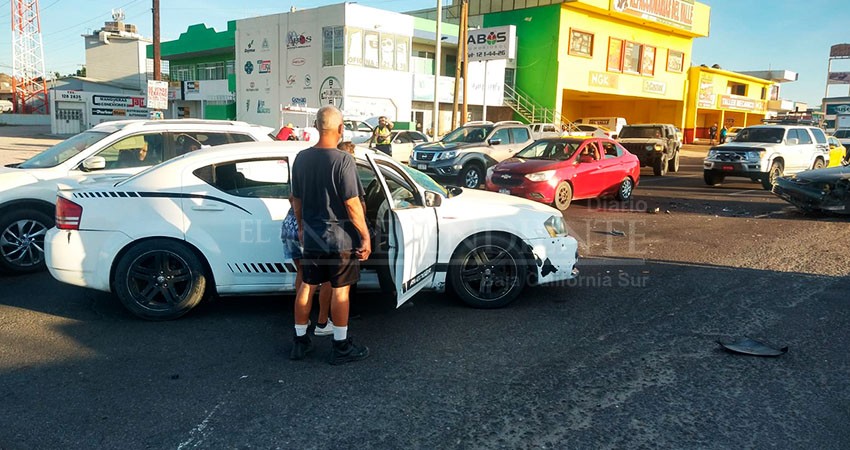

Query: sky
[[0, 0, 847, 106]]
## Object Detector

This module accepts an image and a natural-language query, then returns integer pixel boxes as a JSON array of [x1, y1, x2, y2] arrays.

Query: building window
[[622, 41, 641, 74], [607, 38, 623, 72], [640, 45, 656, 76], [667, 50, 684, 73], [504, 67, 516, 88], [395, 36, 409, 72], [444, 53, 457, 77], [569, 29, 593, 57], [346, 28, 363, 66], [171, 64, 193, 81], [728, 82, 746, 96], [196, 62, 226, 80], [323, 26, 345, 67], [364, 30, 380, 68], [380, 34, 396, 70], [761, 87, 767, 100], [413, 51, 435, 75]]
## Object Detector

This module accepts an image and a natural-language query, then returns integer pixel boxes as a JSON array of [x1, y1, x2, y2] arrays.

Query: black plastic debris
[[717, 338, 788, 357], [610, 229, 626, 237]]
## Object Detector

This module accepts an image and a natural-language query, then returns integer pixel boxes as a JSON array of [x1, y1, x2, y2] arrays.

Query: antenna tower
[[11, 0, 49, 114]]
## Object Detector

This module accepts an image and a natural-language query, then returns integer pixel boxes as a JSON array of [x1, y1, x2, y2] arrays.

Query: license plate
[[417, 164, 427, 170], [722, 165, 734, 171], [499, 188, 511, 195]]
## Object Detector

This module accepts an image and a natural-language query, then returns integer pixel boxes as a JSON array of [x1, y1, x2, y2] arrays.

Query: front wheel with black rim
[[553, 181, 573, 211], [113, 239, 207, 320], [668, 150, 680, 173], [458, 164, 484, 189], [616, 177, 634, 201], [761, 161, 783, 190], [0, 208, 53, 274], [652, 153, 668, 176], [448, 234, 526, 309], [704, 171, 725, 186]]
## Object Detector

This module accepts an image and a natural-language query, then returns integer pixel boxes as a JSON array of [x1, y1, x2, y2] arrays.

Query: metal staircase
[[503, 84, 569, 126]]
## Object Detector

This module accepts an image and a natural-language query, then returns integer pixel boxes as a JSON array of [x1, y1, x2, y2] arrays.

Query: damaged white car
[[45, 141, 579, 320]]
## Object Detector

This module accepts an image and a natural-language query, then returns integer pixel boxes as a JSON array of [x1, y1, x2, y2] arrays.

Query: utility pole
[[460, 0, 469, 125], [152, 0, 160, 80], [431, 0, 442, 139], [451, 0, 468, 129]]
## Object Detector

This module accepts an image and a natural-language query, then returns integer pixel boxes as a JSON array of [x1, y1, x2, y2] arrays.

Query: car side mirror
[[488, 139, 502, 146], [424, 190, 442, 207], [82, 156, 106, 171]]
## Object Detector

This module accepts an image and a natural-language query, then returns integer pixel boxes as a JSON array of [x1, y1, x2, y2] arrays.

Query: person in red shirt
[[276, 123, 296, 141]]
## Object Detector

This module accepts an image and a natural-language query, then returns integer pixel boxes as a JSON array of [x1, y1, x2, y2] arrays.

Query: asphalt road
[[1, 134, 849, 448]]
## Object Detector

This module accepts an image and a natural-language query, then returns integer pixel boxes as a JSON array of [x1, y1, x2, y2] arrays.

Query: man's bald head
[[315, 105, 343, 132]]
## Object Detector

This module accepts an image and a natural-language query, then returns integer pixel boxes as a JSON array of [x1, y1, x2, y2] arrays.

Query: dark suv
[[616, 124, 682, 176]]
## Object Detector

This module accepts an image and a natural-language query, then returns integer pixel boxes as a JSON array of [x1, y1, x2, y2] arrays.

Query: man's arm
[[291, 196, 303, 242], [345, 197, 371, 261]]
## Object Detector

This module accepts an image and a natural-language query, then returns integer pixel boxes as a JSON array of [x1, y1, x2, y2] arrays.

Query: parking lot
[[1, 127, 849, 448]]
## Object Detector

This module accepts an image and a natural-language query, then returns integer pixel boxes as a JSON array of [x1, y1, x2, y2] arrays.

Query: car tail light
[[56, 197, 82, 230]]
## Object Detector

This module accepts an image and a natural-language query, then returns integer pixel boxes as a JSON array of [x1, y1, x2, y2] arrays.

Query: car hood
[[0, 165, 40, 191], [443, 186, 557, 216], [414, 141, 485, 152], [792, 165, 850, 183], [493, 157, 563, 174]]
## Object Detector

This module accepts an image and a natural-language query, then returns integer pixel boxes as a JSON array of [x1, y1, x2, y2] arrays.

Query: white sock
[[333, 325, 348, 341], [294, 323, 308, 337]]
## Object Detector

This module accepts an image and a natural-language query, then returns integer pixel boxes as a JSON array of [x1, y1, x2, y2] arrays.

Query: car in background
[[485, 137, 640, 211], [45, 141, 579, 319], [772, 164, 850, 214], [833, 128, 850, 149], [725, 126, 745, 143], [409, 121, 534, 189], [563, 123, 615, 139], [530, 123, 562, 139], [616, 123, 682, 176], [0, 100, 13, 113], [827, 135, 848, 167], [0, 119, 273, 273], [379, 130, 430, 163]]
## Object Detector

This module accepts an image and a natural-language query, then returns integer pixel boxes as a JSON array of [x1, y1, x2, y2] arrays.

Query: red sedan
[[485, 137, 640, 211]]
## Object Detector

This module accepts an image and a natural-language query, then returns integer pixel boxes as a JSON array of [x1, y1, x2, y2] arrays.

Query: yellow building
[[685, 65, 772, 143]]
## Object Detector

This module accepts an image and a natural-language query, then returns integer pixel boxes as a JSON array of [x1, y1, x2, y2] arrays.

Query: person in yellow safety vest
[[370, 116, 393, 156]]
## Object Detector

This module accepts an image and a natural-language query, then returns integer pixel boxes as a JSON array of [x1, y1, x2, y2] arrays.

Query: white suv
[[0, 119, 273, 273], [703, 125, 829, 189]]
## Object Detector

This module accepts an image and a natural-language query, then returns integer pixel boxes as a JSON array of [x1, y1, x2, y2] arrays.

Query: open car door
[[365, 153, 439, 307]]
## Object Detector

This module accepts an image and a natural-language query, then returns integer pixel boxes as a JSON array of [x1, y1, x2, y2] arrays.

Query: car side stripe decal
[[70, 191, 250, 214], [226, 262, 294, 273]]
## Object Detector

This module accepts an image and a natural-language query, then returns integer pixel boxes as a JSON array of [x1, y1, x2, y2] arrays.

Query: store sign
[[467, 25, 516, 62], [830, 44, 850, 58], [58, 91, 83, 102], [826, 103, 850, 115], [92, 95, 145, 108], [611, 0, 694, 30], [589, 71, 619, 89], [287, 31, 312, 49], [643, 80, 666, 95], [828, 72, 850, 85], [719, 95, 765, 112], [147, 80, 168, 110]]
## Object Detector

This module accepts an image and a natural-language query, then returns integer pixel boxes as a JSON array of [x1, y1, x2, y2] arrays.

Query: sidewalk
[[0, 125, 61, 165]]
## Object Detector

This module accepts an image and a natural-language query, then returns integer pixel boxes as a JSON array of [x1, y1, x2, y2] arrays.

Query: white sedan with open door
[[45, 141, 579, 320]]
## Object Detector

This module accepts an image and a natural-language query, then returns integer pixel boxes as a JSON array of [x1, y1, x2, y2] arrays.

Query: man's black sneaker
[[289, 334, 313, 360], [330, 337, 370, 365]]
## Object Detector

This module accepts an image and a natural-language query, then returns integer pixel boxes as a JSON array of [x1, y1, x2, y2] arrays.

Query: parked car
[[409, 121, 534, 189], [833, 128, 850, 149], [0, 119, 274, 273], [772, 164, 850, 214], [827, 135, 848, 167], [724, 126, 745, 143], [379, 130, 430, 163], [703, 125, 829, 189], [573, 117, 627, 138], [562, 123, 614, 139], [45, 141, 580, 320], [0, 100, 13, 113], [616, 123, 682, 176], [485, 137, 640, 211], [529, 123, 562, 139]]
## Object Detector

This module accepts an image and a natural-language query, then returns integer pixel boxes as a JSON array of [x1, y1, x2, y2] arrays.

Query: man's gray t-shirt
[[291, 147, 363, 254]]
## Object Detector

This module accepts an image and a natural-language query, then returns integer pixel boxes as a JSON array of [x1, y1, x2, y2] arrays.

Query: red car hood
[[493, 157, 564, 174]]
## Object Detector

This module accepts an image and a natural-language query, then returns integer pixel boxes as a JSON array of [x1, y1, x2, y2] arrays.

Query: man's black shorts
[[301, 251, 360, 287]]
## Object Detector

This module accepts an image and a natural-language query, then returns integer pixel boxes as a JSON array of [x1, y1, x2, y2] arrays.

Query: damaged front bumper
[[772, 178, 850, 213], [527, 236, 579, 285]]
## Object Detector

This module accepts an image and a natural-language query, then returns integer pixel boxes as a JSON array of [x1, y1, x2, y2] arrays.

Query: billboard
[[467, 25, 516, 62]]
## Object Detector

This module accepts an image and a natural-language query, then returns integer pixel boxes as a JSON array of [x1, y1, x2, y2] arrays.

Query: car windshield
[[441, 125, 493, 144], [834, 129, 850, 139], [515, 140, 581, 161], [16, 131, 111, 169], [402, 165, 447, 196], [619, 127, 662, 138], [734, 128, 785, 143]]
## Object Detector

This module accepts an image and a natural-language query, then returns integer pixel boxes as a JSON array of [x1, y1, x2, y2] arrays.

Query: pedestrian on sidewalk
[[709, 123, 718, 145]]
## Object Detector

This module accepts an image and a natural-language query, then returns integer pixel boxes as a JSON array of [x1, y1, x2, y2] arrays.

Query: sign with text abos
[[147, 80, 169, 111], [467, 25, 516, 62]]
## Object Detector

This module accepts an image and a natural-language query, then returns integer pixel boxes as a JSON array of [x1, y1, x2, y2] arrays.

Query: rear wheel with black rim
[[668, 150, 680, 173], [448, 234, 526, 309], [704, 171, 724, 186]]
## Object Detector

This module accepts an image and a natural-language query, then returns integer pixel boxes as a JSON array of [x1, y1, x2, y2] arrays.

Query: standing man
[[709, 123, 718, 145], [370, 116, 394, 156], [290, 105, 371, 365]]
